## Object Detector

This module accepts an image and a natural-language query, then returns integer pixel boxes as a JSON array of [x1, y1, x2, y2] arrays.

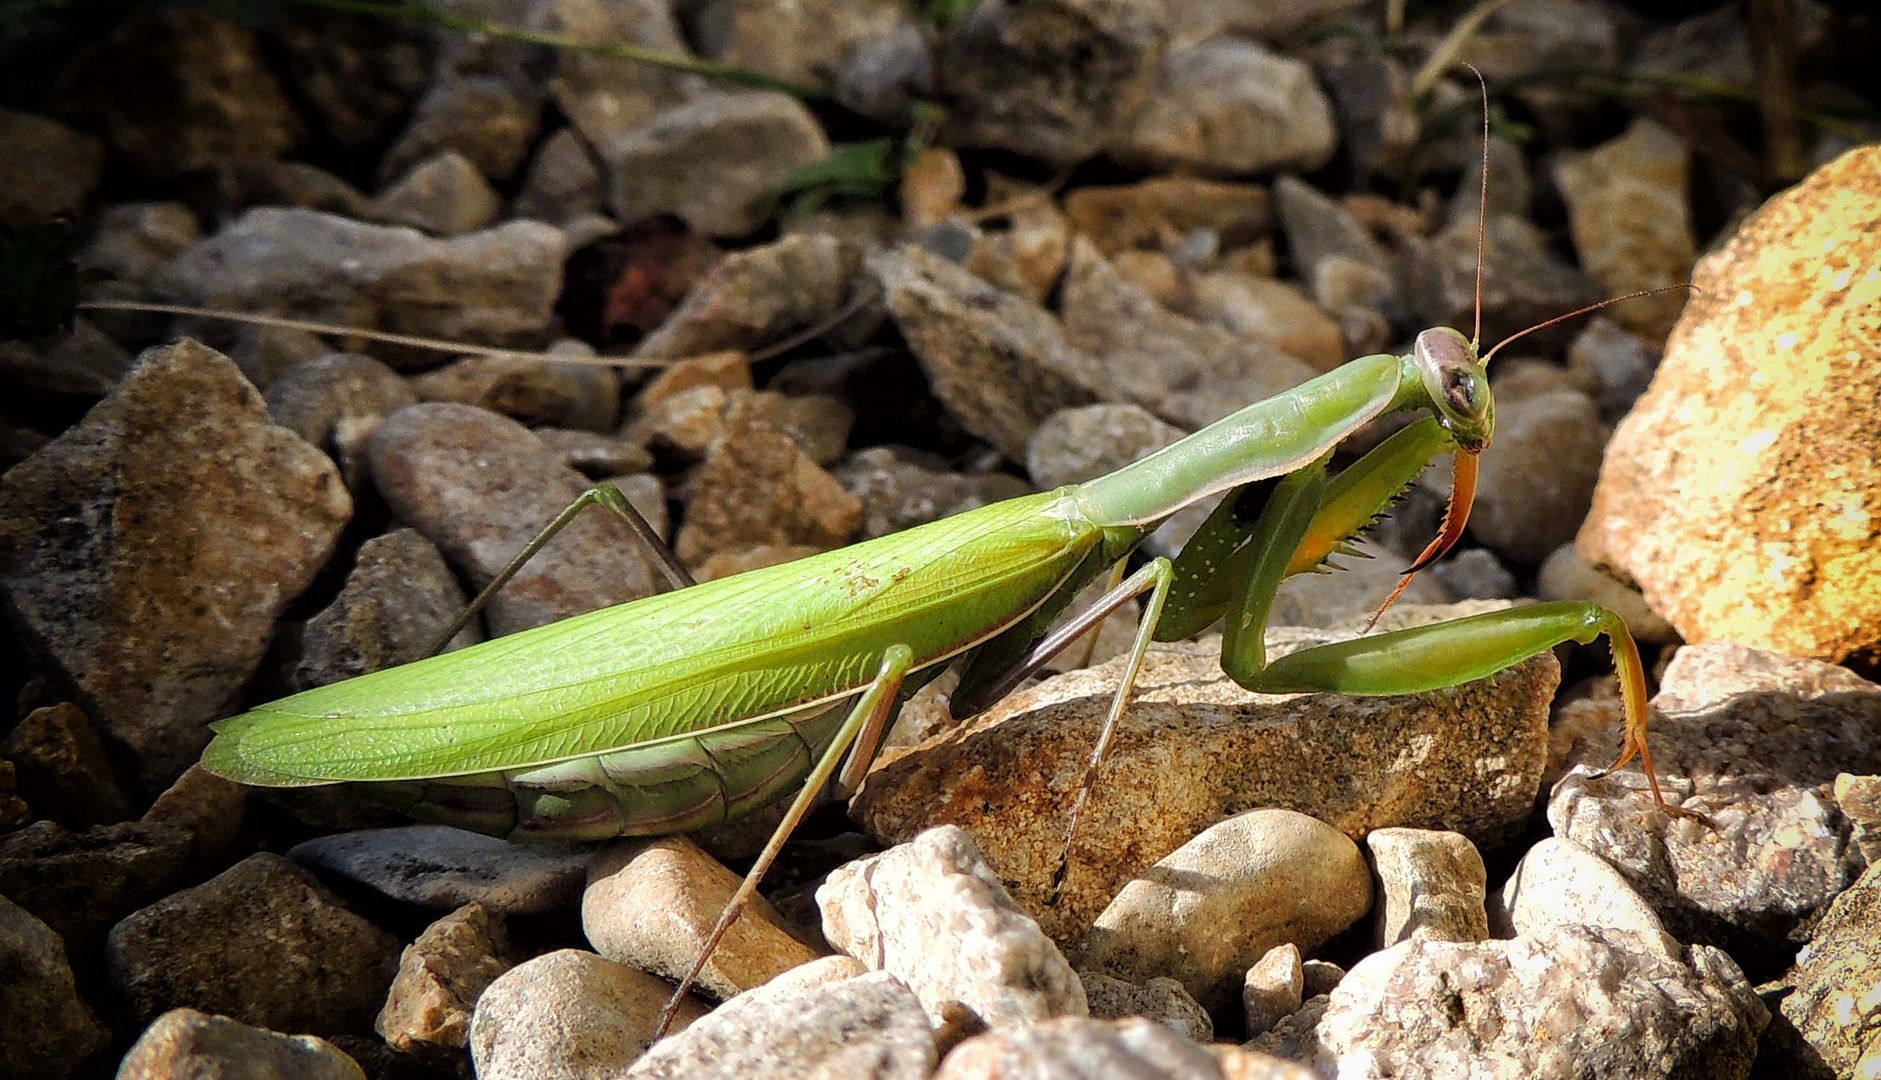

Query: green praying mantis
[[194, 91, 1698, 1036]]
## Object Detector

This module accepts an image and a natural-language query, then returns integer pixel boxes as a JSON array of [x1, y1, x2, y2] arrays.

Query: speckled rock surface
[[1366, 827, 1488, 947], [817, 825, 1087, 1029], [1079, 971, 1212, 1042], [289, 825, 590, 913], [376, 902, 514, 1056], [1488, 837, 1670, 948], [0, 894, 109, 1079], [469, 948, 707, 1080], [117, 1009, 364, 1080], [1577, 144, 1881, 664], [1776, 861, 1881, 1078], [936, 1016, 1312, 1080]]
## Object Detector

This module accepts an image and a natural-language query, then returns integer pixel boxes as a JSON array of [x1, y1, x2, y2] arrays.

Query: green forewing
[[204, 491, 1097, 784]]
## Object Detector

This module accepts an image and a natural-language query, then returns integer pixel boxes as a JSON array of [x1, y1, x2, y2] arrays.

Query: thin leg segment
[[427, 483, 694, 655], [654, 643, 915, 1039]]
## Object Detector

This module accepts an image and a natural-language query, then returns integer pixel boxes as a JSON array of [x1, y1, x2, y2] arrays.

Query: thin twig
[[1408, 0, 1515, 103]]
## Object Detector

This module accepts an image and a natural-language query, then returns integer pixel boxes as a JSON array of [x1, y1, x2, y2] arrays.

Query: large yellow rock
[[1578, 145, 1881, 663]]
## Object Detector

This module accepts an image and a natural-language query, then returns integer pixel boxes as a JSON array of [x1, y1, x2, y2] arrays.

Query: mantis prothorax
[[195, 75, 1699, 1040]]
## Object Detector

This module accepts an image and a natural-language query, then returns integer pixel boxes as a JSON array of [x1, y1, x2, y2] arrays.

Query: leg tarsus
[[653, 643, 915, 1040]]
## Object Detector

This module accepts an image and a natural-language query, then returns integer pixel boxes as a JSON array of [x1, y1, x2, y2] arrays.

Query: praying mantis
[[196, 86, 1696, 1036]]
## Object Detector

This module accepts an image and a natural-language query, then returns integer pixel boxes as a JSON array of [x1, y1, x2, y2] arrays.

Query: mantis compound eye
[[1442, 367, 1481, 415]]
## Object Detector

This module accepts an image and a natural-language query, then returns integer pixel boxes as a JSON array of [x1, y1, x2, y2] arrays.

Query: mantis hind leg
[[655, 643, 915, 1040], [426, 483, 693, 655]]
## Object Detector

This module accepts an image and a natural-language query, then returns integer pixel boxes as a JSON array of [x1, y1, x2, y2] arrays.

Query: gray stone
[[0, 340, 350, 789], [1778, 861, 1881, 1078], [411, 351, 621, 432], [1428, 547, 1519, 601], [1536, 541, 1677, 644], [289, 825, 590, 914], [1269, 540, 1450, 629], [1274, 176, 1391, 307], [600, 91, 828, 236], [1178, 272, 1348, 373], [106, 853, 401, 1033], [1243, 943, 1304, 1037], [0, 894, 109, 1080], [818, 825, 1086, 1029], [937, 1016, 1309, 1080], [377, 7, 545, 182], [1488, 837, 1671, 948], [635, 233, 863, 360], [1077, 810, 1371, 1012], [1026, 404, 1185, 490], [513, 127, 606, 225], [1470, 389, 1607, 565], [117, 1009, 365, 1080], [691, 0, 909, 90], [1549, 643, 1881, 953], [367, 403, 661, 635], [1080, 972, 1212, 1042], [469, 949, 707, 1080], [1116, 40, 1336, 175], [1406, 214, 1600, 355], [853, 606, 1557, 941], [836, 447, 1029, 541], [624, 970, 934, 1079], [1309, 926, 1766, 1079], [1366, 827, 1488, 947], [368, 150, 503, 236], [542, 0, 705, 150], [0, 321, 134, 397], [377, 903, 515, 1056], [1566, 317, 1657, 424], [290, 529, 479, 690], [1555, 123, 1694, 343], [263, 352, 417, 491]]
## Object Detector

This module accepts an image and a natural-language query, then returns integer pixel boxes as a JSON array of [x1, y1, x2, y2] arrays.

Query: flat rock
[[1058, 239, 1318, 430], [1554, 118, 1695, 343], [939, 0, 1165, 167], [367, 402, 661, 636], [106, 852, 401, 1033], [117, 1008, 365, 1080], [583, 837, 821, 1002], [599, 91, 828, 236], [1549, 642, 1881, 954], [289, 825, 590, 914], [1488, 837, 1670, 948], [1061, 176, 1271, 257], [0, 894, 109, 1079], [871, 244, 1103, 461], [1079, 972, 1212, 1042], [818, 825, 1087, 1029], [1577, 144, 1881, 663], [1307, 926, 1767, 1079], [1536, 541, 1676, 644], [624, 970, 934, 1080], [513, 126, 606, 225], [635, 233, 862, 360], [1077, 809, 1370, 1012], [1777, 861, 1881, 1077], [157, 210, 566, 357], [0, 820, 193, 960], [1366, 827, 1488, 947], [469, 948, 707, 1080], [0, 340, 350, 790], [288, 529, 480, 691], [855, 607, 1557, 941], [1115, 40, 1336, 175]]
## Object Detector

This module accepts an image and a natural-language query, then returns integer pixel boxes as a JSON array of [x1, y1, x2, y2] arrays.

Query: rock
[[600, 91, 828, 236], [583, 837, 821, 1002], [1180, 273, 1348, 373], [1026, 404, 1185, 490], [1243, 943, 1304, 1037], [753, 392, 856, 467], [0, 109, 104, 226], [1116, 40, 1336, 175], [1407, 214, 1600, 355], [940, 0, 1165, 167], [1489, 837, 1671, 948], [263, 352, 417, 490], [1840, 773, 1881, 866], [1273, 176, 1391, 307], [377, 17, 544, 183], [624, 970, 934, 1080], [541, 0, 704, 149], [1549, 642, 1881, 953], [854, 607, 1557, 940], [1566, 317, 1657, 424], [691, 0, 909, 89], [1470, 389, 1607, 565], [1577, 145, 1881, 663], [1427, 548, 1518, 600], [672, 395, 862, 566], [900, 147, 967, 231], [818, 825, 1086, 1029], [831, 20, 932, 124], [225, 159, 369, 215], [288, 825, 590, 914], [142, 764, 247, 872], [1077, 810, 1370, 1012], [0, 340, 350, 789], [1554, 119, 1695, 343], [635, 233, 863, 360], [264, 8, 427, 148], [872, 243, 1106, 460], [1173, 0, 1368, 43], [1536, 542, 1676, 644], [513, 127, 606, 225], [367, 403, 661, 636], [158, 211, 567, 359], [835, 447, 1030, 541], [413, 351, 621, 432], [1366, 827, 1488, 947], [1778, 861, 1881, 1077], [58, 7, 301, 178], [1059, 239, 1318, 429], [106, 852, 401, 1033], [1062, 177, 1271, 257], [377, 903, 515, 1056], [1, 702, 135, 829], [289, 530, 479, 690], [469, 948, 707, 1080], [368, 150, 503, 236], [1315, 40, 1417, 182], [535, 428, 656, 477], [936, 1016, 1289, 1080], [216, 325, 334, 390], [118, 1009, 364, 1080], [0, 894, 109, 1079], [1309, 926, 1766, 1079], [0, 820, 192, 961], [1080, 972, 1212, 1042]]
